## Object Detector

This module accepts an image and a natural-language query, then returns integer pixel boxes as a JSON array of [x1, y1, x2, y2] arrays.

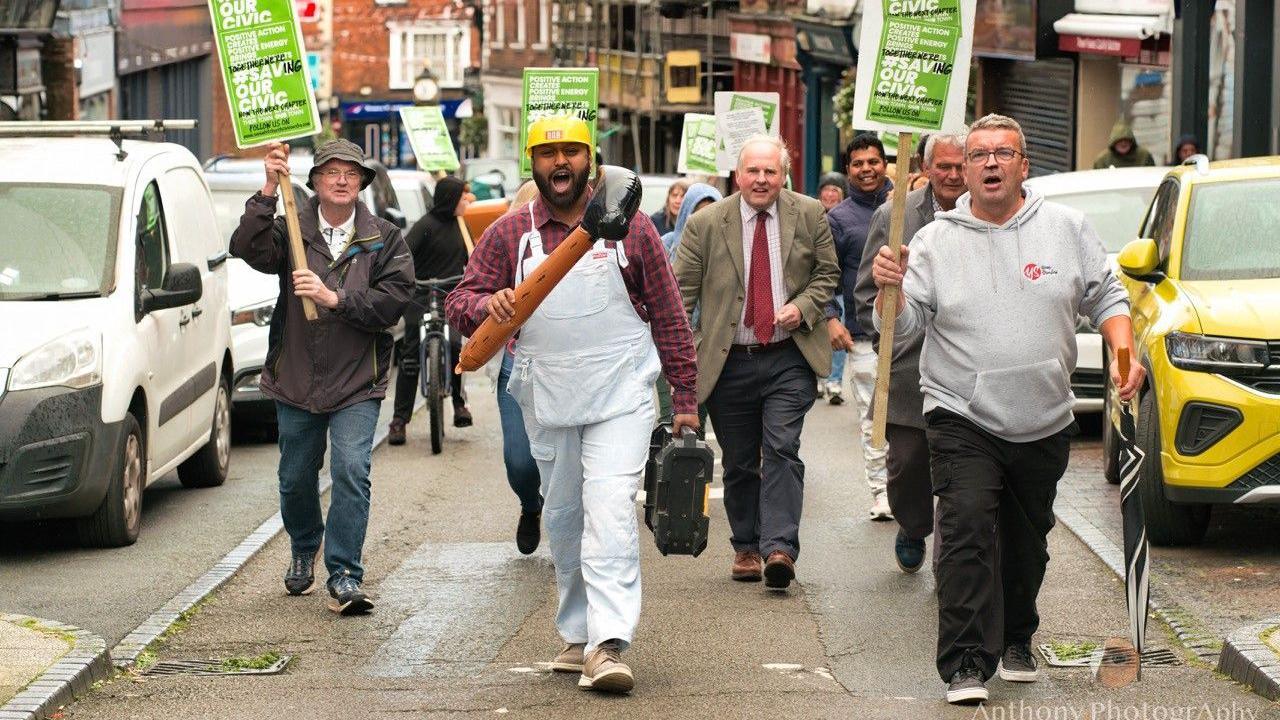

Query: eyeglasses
[[319, 169, 363, 181], [966, 148, 1024, 165]]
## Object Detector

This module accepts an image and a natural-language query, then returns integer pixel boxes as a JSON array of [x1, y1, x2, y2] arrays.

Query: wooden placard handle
[[1118, 347, 1130, 385], [870, 131, 914, 449], [277, 169, 318, 322]]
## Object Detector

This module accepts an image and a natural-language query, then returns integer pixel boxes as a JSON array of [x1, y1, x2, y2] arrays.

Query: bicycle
[[414, 274, 463, 455]]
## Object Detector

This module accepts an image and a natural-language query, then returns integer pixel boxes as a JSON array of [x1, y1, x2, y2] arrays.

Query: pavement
[[17, 386, 1273, 719], [0, 619, 67, 703]]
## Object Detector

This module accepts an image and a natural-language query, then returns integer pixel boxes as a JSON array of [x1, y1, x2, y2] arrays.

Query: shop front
[[973, 0, 1076, 175], [116, 0, 216, 159], [341, 98, 466, 169], [794, 14, 857, 194], [728, 15, 804, 187], [1054, 0, 1173, 167], [0, 0, 59, 121]]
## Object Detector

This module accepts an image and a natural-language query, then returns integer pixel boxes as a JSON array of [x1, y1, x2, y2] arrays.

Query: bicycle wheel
[[427, 336, 445, 455]]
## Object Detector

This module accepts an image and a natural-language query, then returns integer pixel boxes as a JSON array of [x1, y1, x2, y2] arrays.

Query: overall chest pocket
[[538, 256, 611, 320]]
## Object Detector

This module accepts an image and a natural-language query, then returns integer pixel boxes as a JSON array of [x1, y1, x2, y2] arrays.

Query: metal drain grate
[[1039, 644, 1181, 668], [142, 655, 292, 676]]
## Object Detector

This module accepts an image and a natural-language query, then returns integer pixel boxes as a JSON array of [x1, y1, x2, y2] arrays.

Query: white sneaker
[[869, 492, 893, 521], [827, 383, 844, 405]]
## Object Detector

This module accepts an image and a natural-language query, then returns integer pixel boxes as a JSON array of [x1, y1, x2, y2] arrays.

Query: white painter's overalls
[[506, 205, 660, 653]]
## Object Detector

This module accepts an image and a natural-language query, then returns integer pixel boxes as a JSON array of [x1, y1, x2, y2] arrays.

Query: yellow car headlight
[[1165, 332, 1269, 373]]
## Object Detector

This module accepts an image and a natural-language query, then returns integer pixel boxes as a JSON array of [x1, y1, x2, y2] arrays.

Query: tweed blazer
[[673, 189, 840, 404]]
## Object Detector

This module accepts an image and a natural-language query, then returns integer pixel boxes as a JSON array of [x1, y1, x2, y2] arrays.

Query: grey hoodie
[[875, 188, 1128, 442]]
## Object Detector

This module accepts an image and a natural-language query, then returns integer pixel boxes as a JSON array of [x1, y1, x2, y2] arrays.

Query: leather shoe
[[764, 551, 795, 589], [731, 550, 762, 582], [387, 419, 406, 446]]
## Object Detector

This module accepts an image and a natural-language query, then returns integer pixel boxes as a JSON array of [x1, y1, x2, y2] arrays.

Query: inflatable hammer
[[454, 165, 643, 372]]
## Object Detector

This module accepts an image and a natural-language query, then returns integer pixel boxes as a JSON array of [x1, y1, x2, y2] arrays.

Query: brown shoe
[[577, 640, 634, 694], [764, 551, 795, 589], [387, 419, 406, 446], [731, 550, 763, 582]]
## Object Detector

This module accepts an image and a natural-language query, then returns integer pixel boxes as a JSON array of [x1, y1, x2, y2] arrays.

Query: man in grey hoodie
[[871, 114, 1146, 705]]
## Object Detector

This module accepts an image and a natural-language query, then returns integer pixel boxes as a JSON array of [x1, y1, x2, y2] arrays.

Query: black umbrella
[[1103, 348, 1150, 685]]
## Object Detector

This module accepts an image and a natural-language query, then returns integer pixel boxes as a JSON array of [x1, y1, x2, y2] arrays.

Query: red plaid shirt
[[446, 194, 698, 415]]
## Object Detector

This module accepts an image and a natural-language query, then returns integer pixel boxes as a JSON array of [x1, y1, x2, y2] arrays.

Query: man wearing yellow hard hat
[[446, 115, 698, 694]]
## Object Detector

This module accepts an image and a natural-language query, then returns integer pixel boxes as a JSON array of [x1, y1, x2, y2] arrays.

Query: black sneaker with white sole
[[997, 642, 1038, 682], [284, 550, 317, 595], [946, 662, 988, 705], [327, 575, 375, 615]]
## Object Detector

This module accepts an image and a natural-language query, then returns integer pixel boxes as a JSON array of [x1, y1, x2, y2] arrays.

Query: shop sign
[[1059, 34, 1141, 57], [730, 33, 772, 64], [851, 0, 975, 134], [519, 67, 599, 176], [399, 105, 460, 172], [207, 0, 321, 147]]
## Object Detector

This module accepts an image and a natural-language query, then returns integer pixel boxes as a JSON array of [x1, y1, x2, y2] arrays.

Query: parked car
[[1026, 166, 1166, 413], [203, 152, 407, 230], [463, 158, 521, 199], [205, 172, 313, 427], [0, 127, 234, 546], [387, 168, 436, 227], [1104, 155, 1280, 545]]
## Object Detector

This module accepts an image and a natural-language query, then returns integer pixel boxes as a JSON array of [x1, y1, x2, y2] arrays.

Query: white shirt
[[319, 208, 356, 259], [736, 198, 790, 345]]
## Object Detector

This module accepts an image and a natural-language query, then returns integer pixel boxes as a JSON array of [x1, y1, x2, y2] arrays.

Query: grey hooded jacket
[[875, 188, 1128, 442]]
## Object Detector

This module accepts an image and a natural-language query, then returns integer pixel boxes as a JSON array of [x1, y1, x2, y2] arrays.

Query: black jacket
[[230, 192, 414, 413]]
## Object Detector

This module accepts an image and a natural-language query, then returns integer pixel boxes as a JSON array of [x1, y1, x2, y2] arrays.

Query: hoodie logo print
[[1023, 263, 1058, 281]]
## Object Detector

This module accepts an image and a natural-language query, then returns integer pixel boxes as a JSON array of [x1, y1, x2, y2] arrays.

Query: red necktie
[[744, 211, 774, 345]]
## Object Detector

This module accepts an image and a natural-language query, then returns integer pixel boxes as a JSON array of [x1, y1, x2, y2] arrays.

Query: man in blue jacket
[[825, 133, 892, 520]]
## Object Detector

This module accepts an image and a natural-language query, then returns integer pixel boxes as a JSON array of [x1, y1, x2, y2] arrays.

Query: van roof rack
[[0, 119, 198, 160]]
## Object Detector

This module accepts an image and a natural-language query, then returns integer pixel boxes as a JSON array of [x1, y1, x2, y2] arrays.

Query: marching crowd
[[228, 112, 1145, 705]]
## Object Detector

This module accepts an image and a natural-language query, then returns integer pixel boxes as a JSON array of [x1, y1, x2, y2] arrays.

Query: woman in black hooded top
[[389, 176, 472, 444]]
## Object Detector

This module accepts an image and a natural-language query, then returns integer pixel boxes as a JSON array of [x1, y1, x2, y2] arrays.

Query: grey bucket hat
[[307, 138, 377, 191]]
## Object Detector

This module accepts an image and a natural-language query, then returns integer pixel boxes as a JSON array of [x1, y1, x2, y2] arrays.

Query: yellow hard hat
[[525, 116, 592, 155]]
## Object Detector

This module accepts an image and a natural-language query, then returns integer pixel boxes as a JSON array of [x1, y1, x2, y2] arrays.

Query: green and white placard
[[713, 91, 780, 172], [678, 114, 725, 176], [208, 0, 320, 148], [520, 68, 599, 176], [851, 0, 975, 134], [399, 106, 460, 172]]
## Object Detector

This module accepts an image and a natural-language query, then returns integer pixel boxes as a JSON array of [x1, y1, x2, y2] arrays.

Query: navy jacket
[[825, 178, 892, 337]]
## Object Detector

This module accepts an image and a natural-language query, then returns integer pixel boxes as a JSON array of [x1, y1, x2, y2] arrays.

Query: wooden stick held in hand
[[277, 169, 318, 322], [870, 131, 914, 449]]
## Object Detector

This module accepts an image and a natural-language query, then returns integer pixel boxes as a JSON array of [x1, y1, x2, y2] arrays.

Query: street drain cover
[[143, 655, 292, 677], [1039, 644, 1181, 668]]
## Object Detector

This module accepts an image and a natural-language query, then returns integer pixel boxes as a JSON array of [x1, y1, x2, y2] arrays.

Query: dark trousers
[[393, 302, 466, 423], [706, 340, 817, 561], [927, 409, 1073, 682], [498, 350, 542, 513], [886, 424, 934, 540]]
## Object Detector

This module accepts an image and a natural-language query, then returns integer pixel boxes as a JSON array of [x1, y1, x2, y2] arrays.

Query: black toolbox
[[642, 425, 714, 557]]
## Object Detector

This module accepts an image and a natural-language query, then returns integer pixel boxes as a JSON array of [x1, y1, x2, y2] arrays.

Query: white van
[[0, 122, 234, 547]]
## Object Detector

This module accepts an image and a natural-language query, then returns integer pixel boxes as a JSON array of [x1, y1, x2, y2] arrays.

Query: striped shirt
[[736, 198, 791, 345]]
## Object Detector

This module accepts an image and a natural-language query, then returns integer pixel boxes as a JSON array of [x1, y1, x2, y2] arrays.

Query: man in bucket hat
[[231, 139, 413, 615]]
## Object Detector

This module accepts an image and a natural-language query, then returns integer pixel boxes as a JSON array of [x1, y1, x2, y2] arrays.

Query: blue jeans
[[499, 350, 542, 513], [828, 296, 846, 385], [276, 399, 380, 587]]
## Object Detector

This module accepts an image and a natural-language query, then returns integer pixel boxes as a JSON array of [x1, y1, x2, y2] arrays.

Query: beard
[[533, 164, 590, 211]]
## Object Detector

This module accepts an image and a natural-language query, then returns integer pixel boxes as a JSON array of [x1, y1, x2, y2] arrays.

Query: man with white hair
[[853, 130, 968, 575], [674, 135, 840, 590], [872, 114, 1143, 705]]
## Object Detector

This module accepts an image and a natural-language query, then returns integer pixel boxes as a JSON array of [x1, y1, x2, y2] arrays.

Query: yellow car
[[1103, 155, 1280, 545]]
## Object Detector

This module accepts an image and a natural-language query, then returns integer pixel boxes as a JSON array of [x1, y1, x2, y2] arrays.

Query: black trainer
[[327, 575, 375, 615], [516, 511, 541, 555], [998, 642, 1039, 682], [284, 550, 317, 595], [453, 405, 473, 428], [946, 661, 988, 705], [894, 529, 926, 574]]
